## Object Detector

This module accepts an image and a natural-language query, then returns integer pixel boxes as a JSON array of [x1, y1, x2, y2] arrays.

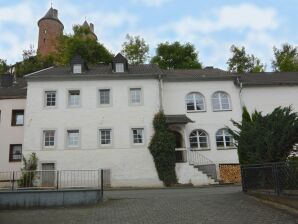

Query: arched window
[[185, 92, 205, 112], [212, 91, 231, 111], [216, 128, 234, 148], [189, 130, 209, 149]]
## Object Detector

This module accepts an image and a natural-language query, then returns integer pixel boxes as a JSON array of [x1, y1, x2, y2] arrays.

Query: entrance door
[[41, 163, 55, 187]]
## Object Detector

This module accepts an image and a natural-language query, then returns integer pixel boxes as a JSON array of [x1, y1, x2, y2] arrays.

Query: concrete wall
[[0, 189, 102, 209], [23, 79, 163, 187], [163, 80, 242, 164], [0, 99, 26, 171]]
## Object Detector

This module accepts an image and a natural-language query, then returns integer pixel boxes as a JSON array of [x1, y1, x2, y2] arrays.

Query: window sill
[[186, 110, 206, 113], [190, 148, 211, 151], [42, 147, 56, 150], [11, 124, 24, 127], [9, 160, 22, 163], [217, 147, 237, 150], [213, 109, 232, 112]]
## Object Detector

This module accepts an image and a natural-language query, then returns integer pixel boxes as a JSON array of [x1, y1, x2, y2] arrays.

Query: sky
[[0, 0, 297, 70]]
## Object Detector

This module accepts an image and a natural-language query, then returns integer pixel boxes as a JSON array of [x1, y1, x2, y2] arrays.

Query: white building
[[0, 75, 26, 171]]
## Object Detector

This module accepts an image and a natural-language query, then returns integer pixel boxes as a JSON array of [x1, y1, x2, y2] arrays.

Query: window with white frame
[[43, 130, 56, 148], [68, 90, 80, 107], [130, 88, 142, 105], [66, 129, 80, 147], [99, 129, 112, 146], [115, 63, 124, 73], [185, 92, 205, 111], [99, 89, 110, 105], [45, 91, 56, 107], [212, 91, 231, 111], [73, 64, 82, 74], [132, 128, 144, 144], [189, 130, 209, 149], [216, 128, 234, 148]]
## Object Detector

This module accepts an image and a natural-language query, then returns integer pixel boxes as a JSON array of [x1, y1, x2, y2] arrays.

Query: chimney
[[90, 23, 94, 32], [0, 74, 14, 87]]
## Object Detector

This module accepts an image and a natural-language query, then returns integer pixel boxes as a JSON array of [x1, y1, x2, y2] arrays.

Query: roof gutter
[[24, 66, 54, 78]]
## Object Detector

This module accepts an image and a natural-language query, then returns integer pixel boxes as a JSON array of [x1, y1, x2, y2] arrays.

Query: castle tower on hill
[[37, 7, 64, 57], [82, 20, 98, 41]]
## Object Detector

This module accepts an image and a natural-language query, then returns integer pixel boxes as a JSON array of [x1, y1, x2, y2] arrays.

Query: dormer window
[[115, 63, 124, 73], [73, 64, 82, 74]]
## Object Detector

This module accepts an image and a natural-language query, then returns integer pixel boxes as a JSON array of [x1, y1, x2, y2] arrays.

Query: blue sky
[[0, 0, 297, 70]]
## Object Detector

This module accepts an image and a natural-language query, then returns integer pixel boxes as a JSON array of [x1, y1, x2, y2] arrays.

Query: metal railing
[[241, 162, 298, 196], [0, 169, 111, 191], [187, 150, 218, 180]]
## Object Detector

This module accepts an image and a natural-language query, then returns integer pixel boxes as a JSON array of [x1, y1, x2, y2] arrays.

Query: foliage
[[272, 43, 298, 72], [18, 153, 38, 187], [55, 25, 113, 65], [229, 106, 298, 165], [121, 34, 149, 64], [151, 41, 202, 69], [0, 59, 8, 74], [148, 112, 177, 186], [227, 45, 265, 73], [14, 46, 55, 77]]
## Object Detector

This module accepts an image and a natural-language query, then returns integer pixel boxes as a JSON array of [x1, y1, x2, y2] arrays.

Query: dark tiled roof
[[0, 78, 27, 99], [165, 115, 193, 124], [163, 68, 236, 81], [26, 64, 163, 80], [38, 7, 63, 27], [239, 72, 298, 86]]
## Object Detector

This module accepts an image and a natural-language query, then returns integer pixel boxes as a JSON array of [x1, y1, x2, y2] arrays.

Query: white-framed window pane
[[115, 63, 124, 72], [43, 130, 55, 147], [67, 130, 79, 147], [45, 91, 56, 107], [16, 114, 24, 125], [73, 64, 82, 74], [132, 128, 144, 144], [99, 89, 110, 105], [212, 92, 231, 111], [130, 88, 141, 104], [100, 129, 111, 145], [186, 93, 205, 111], [216, 129, 234, 148], [68, 90, 80, 106], [189, 130, 209, 149]]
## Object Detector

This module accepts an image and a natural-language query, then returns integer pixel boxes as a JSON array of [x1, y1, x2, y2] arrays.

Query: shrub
[[18, 153, 38, 188], [149, 112, 177, 186]]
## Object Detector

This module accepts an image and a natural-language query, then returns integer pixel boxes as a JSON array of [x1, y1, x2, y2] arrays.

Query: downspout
[[158, 74, 163, 112], [237, 76, 244, 109]]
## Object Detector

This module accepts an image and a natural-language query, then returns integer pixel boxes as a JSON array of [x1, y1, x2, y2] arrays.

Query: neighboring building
[[0, 74, 26, 171], [37, 7, 64, 56]]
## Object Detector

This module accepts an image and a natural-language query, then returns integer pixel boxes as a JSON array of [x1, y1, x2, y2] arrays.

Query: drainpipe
[[237, 76, 244, 110], [158, 74, 163, 111]]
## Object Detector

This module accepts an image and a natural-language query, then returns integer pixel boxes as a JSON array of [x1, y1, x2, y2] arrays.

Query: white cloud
[[168, 4, 278, 35], [130, 0, 171, 7]]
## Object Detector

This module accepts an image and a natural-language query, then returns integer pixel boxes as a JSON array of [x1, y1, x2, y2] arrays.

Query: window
[[66, 130, 80, 147], [73, 64, 82, 74], [189, 130, 209, 149], [99, 89, 110, 105], [130, 88, 142, 105], [115, 63, 124, 73], [45, 91, 56, 107], [216, 129, 234, 148], [99, 129, 112, 146], [11, 110, 24, 126], [185, 92, 205, 112], [132, 128, 144, 144], [68, 90, 80, 107], [212, 91, 231, 111], [9, 144, 22, 162], [43, 130, 56, 148]]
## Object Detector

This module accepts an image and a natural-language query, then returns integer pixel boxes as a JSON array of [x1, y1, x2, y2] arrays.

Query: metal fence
[[241, 162, 298, 196], [0, 169, 111, 192]]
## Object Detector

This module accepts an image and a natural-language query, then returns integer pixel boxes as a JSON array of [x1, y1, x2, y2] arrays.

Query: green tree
[[0, 59, 8, 74], [229, 106, 298, 165], [56, 25, 113, 65], [272, 43, 298, 72], [227, 45, 265, 73], [121, 34, 149, 64], [151, 41, 202, 69], [148, 112, 177, 186]]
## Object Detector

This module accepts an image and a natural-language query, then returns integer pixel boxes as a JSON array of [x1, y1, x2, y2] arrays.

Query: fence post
[[101, 169, 104, 197], [272, 164, 280, 195], [11, 171, 15, 190], [56, 170, 59, 190], [240, 166, 247, 192]]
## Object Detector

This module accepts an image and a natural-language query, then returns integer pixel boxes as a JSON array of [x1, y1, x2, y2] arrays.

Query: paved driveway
[[0, 186, 297, 224]]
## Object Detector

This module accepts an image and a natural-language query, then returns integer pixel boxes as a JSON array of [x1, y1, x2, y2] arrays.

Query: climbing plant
[[148, 111, 177, 186]]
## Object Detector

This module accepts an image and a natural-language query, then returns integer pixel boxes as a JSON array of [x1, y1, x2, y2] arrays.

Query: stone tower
[[82, 20, 98, 41], [37, 7, 64, 57]]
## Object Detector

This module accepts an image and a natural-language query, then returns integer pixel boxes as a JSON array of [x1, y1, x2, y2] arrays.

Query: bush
[[18, 153, 38, 187], [149, 112, 177, 186]]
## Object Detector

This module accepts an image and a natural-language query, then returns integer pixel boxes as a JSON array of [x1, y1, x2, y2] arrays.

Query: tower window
[[44, 29, 47, 34]]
